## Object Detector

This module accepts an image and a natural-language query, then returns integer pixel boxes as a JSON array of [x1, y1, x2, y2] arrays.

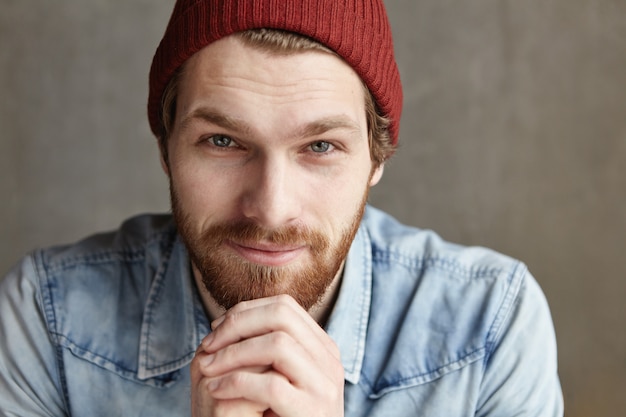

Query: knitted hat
[[148, 0, 403, 144]]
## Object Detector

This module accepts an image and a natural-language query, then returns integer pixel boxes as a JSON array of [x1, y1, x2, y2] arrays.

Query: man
[[0, 0, 563, 416]]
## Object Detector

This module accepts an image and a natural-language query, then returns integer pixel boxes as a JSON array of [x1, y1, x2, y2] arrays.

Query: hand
[[191, 295, 345, 416], [191, 345, 269, 416]]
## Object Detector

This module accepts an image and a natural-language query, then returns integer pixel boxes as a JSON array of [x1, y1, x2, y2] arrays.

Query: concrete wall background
[[1, 1, 624, 415]]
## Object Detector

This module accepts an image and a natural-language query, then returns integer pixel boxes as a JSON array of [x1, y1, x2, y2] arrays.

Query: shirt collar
[[137, 235, 209, 380], [325, 222, 372, 384]]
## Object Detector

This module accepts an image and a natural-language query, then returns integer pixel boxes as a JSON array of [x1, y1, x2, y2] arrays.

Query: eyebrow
[[179, 108, 253, 136], [294, 116, 362, 139], [179, 107, 362, 139]]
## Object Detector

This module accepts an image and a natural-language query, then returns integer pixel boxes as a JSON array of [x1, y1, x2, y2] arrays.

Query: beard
[[171, 184, 369, 312]]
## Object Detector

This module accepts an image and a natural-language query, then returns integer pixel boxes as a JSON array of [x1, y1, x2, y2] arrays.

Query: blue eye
[[310, 141, 331, 153], [209, 135, 233, 147]]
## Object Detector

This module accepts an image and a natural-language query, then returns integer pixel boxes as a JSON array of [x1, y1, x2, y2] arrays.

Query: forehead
[[167, 36, 368, 146], [174, 35, 368, 136]]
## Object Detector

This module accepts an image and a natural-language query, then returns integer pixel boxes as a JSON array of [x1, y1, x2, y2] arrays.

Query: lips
[[225, 240, 306, 266]]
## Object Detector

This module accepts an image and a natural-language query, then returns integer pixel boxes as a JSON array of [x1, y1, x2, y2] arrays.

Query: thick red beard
[[171, 188, 368, 311]]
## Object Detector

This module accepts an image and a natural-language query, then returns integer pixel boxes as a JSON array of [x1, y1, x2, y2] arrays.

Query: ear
[[158, 140, 170, 177], [369, 163, 384, 186]]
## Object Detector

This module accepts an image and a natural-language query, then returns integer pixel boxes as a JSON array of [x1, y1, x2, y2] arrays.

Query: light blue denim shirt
[[0, 206, 563, 416]]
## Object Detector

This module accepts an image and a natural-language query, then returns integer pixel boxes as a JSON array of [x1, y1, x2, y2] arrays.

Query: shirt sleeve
[[477, 267, 564, 416], [0, 255, 68, 417]]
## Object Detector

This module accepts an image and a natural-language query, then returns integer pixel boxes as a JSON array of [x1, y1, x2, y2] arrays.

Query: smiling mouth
[[225, 240, 306, 267]]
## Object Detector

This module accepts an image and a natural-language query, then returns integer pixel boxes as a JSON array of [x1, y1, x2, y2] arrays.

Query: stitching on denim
[[353, 228, 372, 375], [371, 247, 505, 280], [36, 223, 187, 383], [33, 252, 72, 411], [359, 371, 376, 394], [49, 330, 187, 386], [42, 228, 174, 275], [483, 262, 526, 363], [139, 235, 176, 374], [368, 347, 486, 399]]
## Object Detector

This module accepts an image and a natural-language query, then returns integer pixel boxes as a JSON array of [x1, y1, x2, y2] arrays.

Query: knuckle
[[229, 372, 247, 390], [266, 372, 287, 399], [222, 311, 239, 327], [269, 330, 292, 349], [318, 376, 343, 405], [229, 298, 250, 312], [217, 342, 240, 366], [275, 293, 295, 305], [269, 299, 293, 318]]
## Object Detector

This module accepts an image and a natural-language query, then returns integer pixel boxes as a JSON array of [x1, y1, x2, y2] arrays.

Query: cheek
[[170, 161, 243, 221], [309, 173, 370, 232]]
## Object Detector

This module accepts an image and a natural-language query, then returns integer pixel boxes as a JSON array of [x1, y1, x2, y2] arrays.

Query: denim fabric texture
[[0, 206, 563, 416]]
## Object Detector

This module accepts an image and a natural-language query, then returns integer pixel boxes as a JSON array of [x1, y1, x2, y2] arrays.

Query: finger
[[209, 399, 266, 417], [197, 307, 345, 417], [199, 330, 335, 387], [194, 347, 273, 383], [209, 369, 343, 417], [211, 295, 325, 340], [192, 352, 268, 417], [195, 387, 267, 417], [204, 295, 340, 361], [208, 369, 292, 413]]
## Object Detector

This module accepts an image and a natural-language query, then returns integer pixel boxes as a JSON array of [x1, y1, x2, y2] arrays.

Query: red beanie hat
[[148, 0, 403, 144]]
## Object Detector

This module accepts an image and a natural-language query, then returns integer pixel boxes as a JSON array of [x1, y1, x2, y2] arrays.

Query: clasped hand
[[190, 295, 345, 416]]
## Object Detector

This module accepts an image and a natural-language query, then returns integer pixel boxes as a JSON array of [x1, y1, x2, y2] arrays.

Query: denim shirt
[[0, 206, 563, 416]]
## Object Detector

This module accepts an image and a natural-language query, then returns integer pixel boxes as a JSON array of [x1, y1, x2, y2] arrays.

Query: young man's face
[[164, 35, 383, 311]]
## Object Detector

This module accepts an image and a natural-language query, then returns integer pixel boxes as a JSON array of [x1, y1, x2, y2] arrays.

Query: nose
[[241, 154, 301, 229]]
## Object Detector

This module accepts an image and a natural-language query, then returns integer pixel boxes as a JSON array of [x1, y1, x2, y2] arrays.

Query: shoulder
[[30, 214, 177, 315], [359, 207, 550, 397], [0, 214, 197, 414], [26, 214, 179, 364], [37, 213, 176, 274], [32, 212, 177, 305], [363, 206, 519, 279]]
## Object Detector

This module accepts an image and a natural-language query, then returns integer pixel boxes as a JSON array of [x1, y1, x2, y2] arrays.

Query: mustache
[[199, 220, 329, 252]]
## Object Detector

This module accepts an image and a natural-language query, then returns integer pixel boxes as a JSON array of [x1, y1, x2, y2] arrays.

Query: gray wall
[[1, 1, 624, 415]]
